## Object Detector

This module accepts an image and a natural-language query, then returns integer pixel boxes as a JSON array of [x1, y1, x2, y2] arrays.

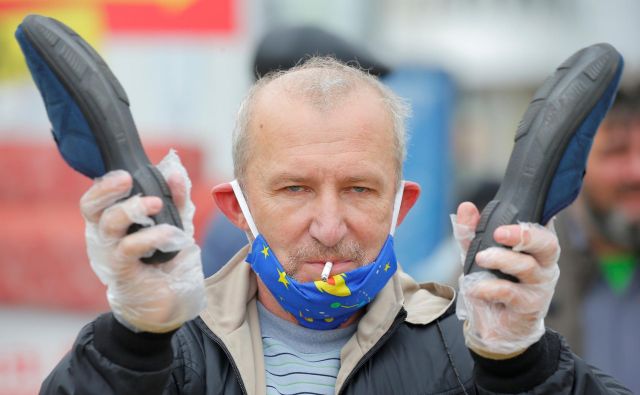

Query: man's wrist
[[462, 320, 529, 359], [94, 313, 177, 372], [470, 329, 561, 393], [469, 345, 527, 360]]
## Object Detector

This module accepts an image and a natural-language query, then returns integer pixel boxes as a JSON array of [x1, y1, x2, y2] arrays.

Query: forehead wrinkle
[[269, 115, 394, 156], [252, 125, 392, 166], [279, 138, 382, 157]]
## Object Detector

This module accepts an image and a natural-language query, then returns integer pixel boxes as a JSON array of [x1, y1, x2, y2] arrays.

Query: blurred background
[[1, 0, 639, 392]]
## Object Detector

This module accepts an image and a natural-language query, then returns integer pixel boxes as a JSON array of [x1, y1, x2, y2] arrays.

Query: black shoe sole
[[464, 43, 623, 281], [19, 14, 183, 264]]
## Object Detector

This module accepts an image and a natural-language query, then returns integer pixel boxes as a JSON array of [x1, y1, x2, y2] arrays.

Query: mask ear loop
[[230, 179, 259, 238], [389, 180, 405, 237], [231, 179, 404, 238]]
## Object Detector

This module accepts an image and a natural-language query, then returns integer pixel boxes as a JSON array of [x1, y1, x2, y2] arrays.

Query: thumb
[[451, 201, 480, 254]]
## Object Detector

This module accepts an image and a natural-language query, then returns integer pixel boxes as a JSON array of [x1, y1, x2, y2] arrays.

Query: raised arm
[[41, 151, 206, 394]]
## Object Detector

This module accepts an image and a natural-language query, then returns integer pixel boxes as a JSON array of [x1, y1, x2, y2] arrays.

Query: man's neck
[[256, 277, 362, 328]]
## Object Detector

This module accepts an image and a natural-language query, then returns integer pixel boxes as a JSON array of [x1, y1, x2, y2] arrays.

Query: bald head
[[232, 57, 409, 185]]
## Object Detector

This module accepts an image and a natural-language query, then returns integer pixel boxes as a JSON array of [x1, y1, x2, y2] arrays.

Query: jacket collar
[[200, 245, 455, 395]]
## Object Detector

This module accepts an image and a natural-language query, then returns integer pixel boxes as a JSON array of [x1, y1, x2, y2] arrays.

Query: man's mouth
[[615, 192, 640, 216], [305, 260, 354, 274]]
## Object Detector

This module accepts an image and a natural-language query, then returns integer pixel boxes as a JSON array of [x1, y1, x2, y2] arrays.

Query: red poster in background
[[0, 0, 235, 35], [105, 0, 235, 34]]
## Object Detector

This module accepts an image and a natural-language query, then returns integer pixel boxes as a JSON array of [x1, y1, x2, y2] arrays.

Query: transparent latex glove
[[80, 150, 206, 333], [453, 202, 560, 357]]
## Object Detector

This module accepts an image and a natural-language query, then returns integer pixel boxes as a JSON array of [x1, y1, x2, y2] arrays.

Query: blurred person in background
[[40, 58, 630, 394], [547, 85, 640, 393]]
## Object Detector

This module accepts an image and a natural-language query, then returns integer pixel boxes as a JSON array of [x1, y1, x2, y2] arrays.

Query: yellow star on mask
[[261, 245, 269, 258], [277, 268, 289, 289], [384, 262, 391, 272]]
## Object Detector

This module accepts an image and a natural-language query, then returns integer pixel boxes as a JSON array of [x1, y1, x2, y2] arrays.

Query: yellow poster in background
[[0, 0, 232, 83], [0, 5, 104, 83]]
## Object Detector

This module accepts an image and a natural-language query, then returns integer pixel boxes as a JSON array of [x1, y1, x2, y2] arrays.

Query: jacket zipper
[[195, 318, 248, 395], [337, 308, 408, 395]]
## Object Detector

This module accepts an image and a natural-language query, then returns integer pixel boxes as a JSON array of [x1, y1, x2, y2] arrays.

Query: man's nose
[[626, 153, 640, 181], [308, 192, 348, 248]]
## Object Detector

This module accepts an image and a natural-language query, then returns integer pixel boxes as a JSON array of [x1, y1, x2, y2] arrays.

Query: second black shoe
[[464, 43, 624, 281]]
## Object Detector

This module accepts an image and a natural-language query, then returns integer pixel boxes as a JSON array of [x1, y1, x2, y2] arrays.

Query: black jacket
[[41, 307, 630, 395], [41, 248, 630, 395]]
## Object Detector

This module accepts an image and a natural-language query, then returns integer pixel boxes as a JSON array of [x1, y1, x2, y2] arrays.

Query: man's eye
[[352, 186, 369, 193], [286, 185, 304, 192]]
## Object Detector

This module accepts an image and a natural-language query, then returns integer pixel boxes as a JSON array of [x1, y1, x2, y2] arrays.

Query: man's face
[[584, 115, 640, 221], [242, 83, 398, 283]]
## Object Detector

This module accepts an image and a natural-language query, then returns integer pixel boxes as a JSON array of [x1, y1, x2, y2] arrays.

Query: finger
[[80, 170, 132, 223], [155, 150, 193, 221], [475, 247, 551, 284], [166, 172, 187, 213], [467, 278, 530, 311], [457, 201, 480, 229], [453, 202, 481, 252], [116, 224, 194, 260], [99, 195, 162, 241], [493, 222, 560, 267]]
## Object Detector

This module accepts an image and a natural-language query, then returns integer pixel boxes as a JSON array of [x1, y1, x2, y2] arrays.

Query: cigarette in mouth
[[321, 261, 333, 282]]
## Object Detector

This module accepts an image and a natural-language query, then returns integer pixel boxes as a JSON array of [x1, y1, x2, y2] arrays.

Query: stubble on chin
[[283, 240, 367, 281]]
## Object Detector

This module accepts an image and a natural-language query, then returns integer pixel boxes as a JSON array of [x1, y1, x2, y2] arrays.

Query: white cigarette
[[321, 261, 333, 282]]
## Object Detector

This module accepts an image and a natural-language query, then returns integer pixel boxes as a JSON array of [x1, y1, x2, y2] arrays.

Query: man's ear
[[397, 181, 420, 227], [211, 183, 249, 231]]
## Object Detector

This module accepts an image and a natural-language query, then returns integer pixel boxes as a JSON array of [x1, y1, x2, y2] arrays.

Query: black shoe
[[16, 14, 183, 264], [464, 43, 623, 281]]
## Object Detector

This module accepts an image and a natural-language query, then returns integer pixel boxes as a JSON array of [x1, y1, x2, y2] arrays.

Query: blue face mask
[[231, 180, 404, 330]]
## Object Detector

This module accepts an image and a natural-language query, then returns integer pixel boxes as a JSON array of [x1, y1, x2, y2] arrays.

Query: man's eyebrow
[[344, 175, 370, 184], [265, 171, 385, 186], [266, 173, 309, 185]]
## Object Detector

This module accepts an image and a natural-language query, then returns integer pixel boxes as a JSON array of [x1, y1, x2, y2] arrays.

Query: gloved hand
[[453, 202, 560, 357], [80, 150, 206, 333]]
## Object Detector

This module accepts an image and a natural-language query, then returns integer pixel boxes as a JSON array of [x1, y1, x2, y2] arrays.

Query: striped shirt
[[257, 302, 357, 395]]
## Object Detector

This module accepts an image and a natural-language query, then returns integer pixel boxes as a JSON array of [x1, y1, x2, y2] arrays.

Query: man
[[547, 85, 640, 393], [42, 57, 628, 394]]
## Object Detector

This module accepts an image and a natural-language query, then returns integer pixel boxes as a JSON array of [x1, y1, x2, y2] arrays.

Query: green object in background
[[599, 254, 637, 294]]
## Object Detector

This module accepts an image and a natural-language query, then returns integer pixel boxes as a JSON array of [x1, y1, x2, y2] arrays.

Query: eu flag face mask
[[230, 180, 404, 330]]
